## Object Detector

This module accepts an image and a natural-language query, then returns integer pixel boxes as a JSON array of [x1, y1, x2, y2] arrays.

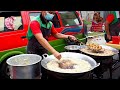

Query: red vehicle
[[0, 11, 85, 79]]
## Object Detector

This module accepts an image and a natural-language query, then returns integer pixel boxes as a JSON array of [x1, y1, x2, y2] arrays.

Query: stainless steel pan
[[79, 45, 119, 59], [41, 52, 100, 79]]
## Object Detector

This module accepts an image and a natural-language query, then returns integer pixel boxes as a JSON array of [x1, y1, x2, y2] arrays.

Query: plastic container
[[112, 36, 120, 44]]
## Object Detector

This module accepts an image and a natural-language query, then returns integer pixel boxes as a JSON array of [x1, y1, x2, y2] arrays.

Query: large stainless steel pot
[[6, 54, 42, 79], [41, 52, 100, 79]]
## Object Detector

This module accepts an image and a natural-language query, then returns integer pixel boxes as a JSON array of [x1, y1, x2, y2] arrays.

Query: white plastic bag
[[87, 35, 106, 45]]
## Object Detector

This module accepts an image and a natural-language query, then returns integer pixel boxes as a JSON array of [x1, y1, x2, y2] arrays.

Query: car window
[[58, 11, 82, 26], [29, 12, 41, 21], [0, 11, 23, 33], [13, 16, 23, 30]]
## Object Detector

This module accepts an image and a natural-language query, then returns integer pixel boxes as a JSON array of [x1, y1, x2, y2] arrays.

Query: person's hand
[[53, 51, 62, 60], [68, 35, 77, 41], [107, 34, 111, 40]]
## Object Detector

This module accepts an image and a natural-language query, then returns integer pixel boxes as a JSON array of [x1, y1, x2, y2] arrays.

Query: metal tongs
[[74, 38, 87, 49], [68, 36, 87, 49], [74, 38, 86, 45]]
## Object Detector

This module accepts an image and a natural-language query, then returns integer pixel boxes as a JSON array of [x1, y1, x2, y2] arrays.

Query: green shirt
[[110, 11, 118, 25], [104, 11, 118, 34], [27, 15, 53, 40]]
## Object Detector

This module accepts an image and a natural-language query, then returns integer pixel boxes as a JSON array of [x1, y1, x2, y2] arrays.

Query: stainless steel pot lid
[[6, 54, 42, 66]]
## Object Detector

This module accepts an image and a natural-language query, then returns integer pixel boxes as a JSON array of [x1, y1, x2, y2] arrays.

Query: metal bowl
[[64, 45, 81, 50]]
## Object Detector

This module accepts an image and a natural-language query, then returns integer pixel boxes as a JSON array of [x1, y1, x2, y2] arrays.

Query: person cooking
[[26, 11, 76, 60], [104, 11, 120, 42]]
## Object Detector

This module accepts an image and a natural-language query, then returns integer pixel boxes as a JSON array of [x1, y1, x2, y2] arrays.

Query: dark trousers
[[104, 34, 111, 42], [104, 20, 120, 42], [27, 47, 48, 79]]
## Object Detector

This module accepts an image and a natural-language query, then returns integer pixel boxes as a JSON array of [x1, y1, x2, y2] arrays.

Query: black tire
[[0, 59, 11, 79]]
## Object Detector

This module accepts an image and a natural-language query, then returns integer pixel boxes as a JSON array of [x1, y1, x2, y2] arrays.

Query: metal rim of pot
[[64, 44, 119, 56], [79, 45, 119, 58], [6, 54, 42, 66], [64, 45, 87, 51], [6, 54, 42, 79], [64, 45, 81, 51], [41, 52, 100, 74]]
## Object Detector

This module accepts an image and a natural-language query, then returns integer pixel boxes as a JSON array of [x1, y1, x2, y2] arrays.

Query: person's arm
[[51, 25, 77, 41], [35, 33, 61, 60], [105, 20, 111, 39], [54, 33, 69, 39], [30, 21, 61, 60], [105, 14, 114, 40]]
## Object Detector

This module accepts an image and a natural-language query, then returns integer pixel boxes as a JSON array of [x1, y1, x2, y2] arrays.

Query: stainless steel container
[[6, 54, 42, 79]]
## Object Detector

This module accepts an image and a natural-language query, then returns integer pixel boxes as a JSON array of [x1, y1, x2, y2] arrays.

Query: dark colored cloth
[[27, 26, 51, 56], [109, 20, 120, 36], [104, 19, 120, 42], [104, 34, 111, 42]]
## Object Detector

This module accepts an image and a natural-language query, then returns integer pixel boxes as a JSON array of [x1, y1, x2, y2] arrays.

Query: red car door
[[0, 11, 28, 51]]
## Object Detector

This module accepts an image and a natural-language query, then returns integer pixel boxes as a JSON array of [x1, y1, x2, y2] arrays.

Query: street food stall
[[64, 31, 119, 79], [2, 11, 120, 79]]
